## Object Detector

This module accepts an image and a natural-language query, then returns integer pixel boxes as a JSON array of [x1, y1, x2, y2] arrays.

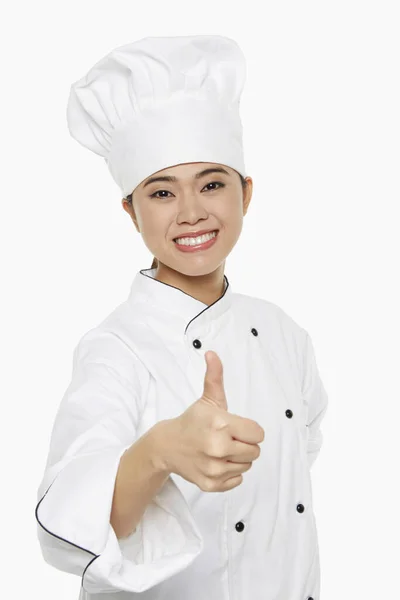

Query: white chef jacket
[[35, 266, 329, 600]]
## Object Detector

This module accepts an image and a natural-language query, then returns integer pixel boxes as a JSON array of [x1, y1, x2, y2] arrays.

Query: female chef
[[35, 35, 329, 600]]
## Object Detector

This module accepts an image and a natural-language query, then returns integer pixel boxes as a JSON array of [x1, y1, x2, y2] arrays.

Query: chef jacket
[[35, 266, 329, 600]]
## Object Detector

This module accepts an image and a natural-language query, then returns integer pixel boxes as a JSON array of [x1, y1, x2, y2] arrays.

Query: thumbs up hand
[[159, 350, 265, 493], [201, 349, 229, 412]]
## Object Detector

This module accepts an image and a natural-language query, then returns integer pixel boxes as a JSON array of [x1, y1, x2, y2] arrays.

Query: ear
[[121, 198, 140, 232], [242, 177, 253, 216]]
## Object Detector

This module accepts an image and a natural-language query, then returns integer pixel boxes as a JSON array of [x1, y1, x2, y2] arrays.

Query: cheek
[[138, 206, 170, 245], [220, 206, 243, 233], [217, 192, 243, 219]]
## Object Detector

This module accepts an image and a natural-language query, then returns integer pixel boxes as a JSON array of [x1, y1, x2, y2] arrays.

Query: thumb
[[202, 350, 228, 411]]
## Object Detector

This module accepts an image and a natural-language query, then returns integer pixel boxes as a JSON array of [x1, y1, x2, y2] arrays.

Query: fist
[[161, 350, 265, 493]]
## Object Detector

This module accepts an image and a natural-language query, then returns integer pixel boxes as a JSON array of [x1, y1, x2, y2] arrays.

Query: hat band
[[107, 96, 246, 197]]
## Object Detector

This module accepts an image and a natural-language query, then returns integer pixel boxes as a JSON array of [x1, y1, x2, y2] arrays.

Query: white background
[[1, 0, 399, 598]]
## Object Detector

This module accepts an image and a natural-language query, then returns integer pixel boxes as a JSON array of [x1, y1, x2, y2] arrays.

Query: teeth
[[175, 231, 217, 246]]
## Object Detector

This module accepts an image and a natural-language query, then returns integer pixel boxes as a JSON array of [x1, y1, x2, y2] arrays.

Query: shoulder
[[72, 299, 150, 387]]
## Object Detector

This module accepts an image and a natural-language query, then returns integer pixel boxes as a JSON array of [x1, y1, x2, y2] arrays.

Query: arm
[[110, 419, 172, 540], [301, 331, 329, 469], [35, 329, 203, 595]]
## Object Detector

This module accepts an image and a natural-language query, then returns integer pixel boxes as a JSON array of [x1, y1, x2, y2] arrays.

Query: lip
[[173, 230, 219, 253], [173, 228, 219, 241]]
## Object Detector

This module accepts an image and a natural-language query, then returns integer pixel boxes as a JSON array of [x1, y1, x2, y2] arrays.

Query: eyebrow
[[142, 167, 231, 189]]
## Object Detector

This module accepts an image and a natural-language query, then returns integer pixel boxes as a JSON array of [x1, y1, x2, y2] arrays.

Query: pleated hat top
[[66, 35, 248, 198]]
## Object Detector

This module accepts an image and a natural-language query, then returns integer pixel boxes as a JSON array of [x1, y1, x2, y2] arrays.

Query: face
[[121, 162, 253, 278]]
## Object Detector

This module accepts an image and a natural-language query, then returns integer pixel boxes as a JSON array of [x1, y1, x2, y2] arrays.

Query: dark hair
[[124, 171, 248, 270]]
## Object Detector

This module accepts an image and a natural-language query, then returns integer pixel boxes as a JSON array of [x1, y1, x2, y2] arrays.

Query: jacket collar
[[128, 267, 232, 334]]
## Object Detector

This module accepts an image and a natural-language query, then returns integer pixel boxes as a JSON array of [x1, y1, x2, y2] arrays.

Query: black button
[[192, 339, 202, 349], [307, 597, 314, 600], [251, 328, 258, 336], [296, 503, 305, 513], [235, 521, 245, 532], [285, 409, 293, 418]]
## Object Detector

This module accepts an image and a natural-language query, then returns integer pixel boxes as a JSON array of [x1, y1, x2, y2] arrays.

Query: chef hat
[[66, 35, 247, 199]]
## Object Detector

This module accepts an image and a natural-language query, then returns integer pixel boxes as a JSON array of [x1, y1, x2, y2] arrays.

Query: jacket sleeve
[[301, 331, 329, 469], [35, 329, 204, 595]]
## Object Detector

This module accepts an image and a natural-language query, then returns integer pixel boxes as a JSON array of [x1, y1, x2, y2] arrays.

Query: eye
[[149, 181, 225, 199], [149, 189, 172, 199], [203, 181, 225, 192]]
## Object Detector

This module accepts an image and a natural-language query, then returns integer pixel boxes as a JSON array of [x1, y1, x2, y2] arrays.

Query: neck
[[154, 262, 226, 306]]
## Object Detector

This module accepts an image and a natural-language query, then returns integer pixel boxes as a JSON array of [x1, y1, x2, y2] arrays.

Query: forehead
[[154, 162, 229, 176]]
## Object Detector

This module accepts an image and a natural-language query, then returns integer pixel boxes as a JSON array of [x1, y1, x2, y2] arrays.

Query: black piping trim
[[35, 480, 100, 589], [139, 268, 230, 335]]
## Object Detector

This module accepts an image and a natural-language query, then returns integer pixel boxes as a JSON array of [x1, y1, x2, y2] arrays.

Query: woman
[[35, 35, 328, 600]]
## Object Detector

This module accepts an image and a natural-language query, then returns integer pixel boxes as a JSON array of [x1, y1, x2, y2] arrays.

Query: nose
[[176, 191, 209, 224]]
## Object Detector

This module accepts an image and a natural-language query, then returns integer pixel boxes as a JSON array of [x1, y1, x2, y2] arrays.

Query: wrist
[[148, 419, 176, 476]]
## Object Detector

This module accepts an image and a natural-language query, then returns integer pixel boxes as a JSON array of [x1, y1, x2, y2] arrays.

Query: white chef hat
[[66, 35, 247, 199]]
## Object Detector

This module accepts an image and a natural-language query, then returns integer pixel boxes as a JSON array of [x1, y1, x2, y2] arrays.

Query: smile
[[173, 230, 219, 252]]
